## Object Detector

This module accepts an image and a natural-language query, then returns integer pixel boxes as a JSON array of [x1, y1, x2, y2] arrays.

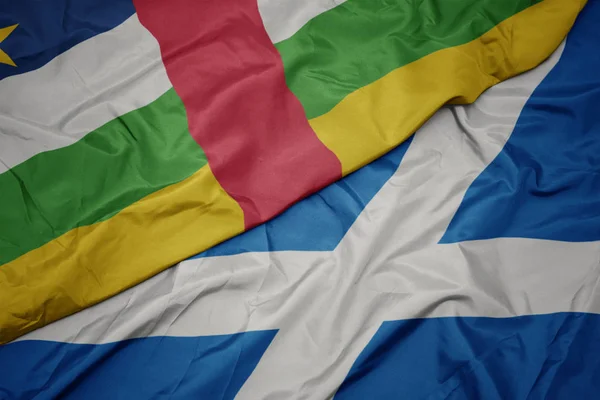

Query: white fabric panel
[[258, 0, 347, 43]]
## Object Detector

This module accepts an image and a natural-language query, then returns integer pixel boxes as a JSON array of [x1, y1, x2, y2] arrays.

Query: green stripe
[[0, 88, 206, 265], [276, 0, 542, 120]]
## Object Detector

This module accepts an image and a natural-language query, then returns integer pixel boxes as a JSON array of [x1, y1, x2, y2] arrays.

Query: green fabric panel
[[276, 0, 542, 120], [0, 88, 206, 265]]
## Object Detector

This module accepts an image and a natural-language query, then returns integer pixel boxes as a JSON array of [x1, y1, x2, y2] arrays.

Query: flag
[[0, 0, 586, 344], [1, 0, 599, 397]]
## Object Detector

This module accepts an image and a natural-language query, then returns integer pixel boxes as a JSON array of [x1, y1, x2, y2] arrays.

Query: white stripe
[[0, 14, 172, 173], [258, 0, 347, 44], [17, 42, 598, 399], [244, 241, 600, 400]]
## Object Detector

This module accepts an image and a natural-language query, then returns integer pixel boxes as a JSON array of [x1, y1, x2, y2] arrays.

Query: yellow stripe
[[0, 165, 244, 344], [309, 0, 586, 175]]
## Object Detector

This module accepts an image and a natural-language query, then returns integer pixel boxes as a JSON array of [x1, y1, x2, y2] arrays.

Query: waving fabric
[[0, 0, 587, 345], [1, 0, 600, 397]]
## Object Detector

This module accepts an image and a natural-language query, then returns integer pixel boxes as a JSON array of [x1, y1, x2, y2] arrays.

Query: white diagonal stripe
[[236, 40, 596, 399], [0, 14, 172, 173]]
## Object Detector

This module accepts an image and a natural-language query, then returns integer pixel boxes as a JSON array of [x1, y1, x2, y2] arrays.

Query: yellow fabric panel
[[0, 165, 244, 344], [309, 0, 586, 175]]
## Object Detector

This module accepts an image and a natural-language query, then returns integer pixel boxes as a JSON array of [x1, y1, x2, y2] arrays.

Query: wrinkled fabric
[[337, 314, 600, 399], [442, 3, 600, 243], [3, 14, 600, 395], [0, 14, 171, 173], [0, 89, 205, 266], [275, 0, 542, 119], [0, 332, 277, 400], [0, 0, 584, 343], [0, 0, 134, 80]]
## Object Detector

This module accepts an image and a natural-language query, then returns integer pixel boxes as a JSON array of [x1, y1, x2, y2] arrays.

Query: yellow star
[[0, 24, 18, 67]]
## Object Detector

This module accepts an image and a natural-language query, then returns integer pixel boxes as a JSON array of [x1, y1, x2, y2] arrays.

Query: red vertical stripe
[[134, 0, 342, 229]]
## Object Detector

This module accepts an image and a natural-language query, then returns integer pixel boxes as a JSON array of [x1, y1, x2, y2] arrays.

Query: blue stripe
[[0, 330, 276, 399], [196, 137, 412, 258], [441, 0, 600, 244], [0, 0, 135, 81], [336, 313, 600, 399]]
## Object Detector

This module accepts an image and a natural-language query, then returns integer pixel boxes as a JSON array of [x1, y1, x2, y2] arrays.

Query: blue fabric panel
[[0, 330, 276, 399], [0, 0, 135, 80], [336, 313, 600, 399], [441, 0, 600, 243]]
